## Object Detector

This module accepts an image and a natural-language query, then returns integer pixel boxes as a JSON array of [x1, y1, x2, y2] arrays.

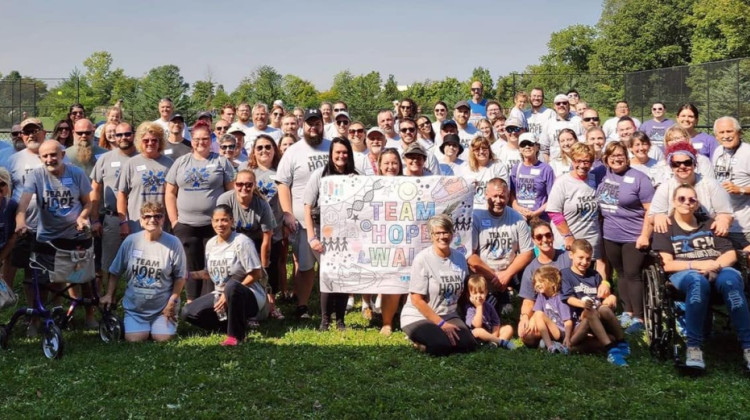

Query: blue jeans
[[669, 268, 750, 348]]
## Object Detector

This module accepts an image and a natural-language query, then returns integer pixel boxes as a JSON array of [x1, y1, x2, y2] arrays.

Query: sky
[[1, 0, 603, 92]]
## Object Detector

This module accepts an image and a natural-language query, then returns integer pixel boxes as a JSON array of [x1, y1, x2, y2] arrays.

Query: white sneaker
[[373, 295, 382, 314], [346, 296, 354, 312], [686, 346, 705, 369], [743, 348, 750, 371]]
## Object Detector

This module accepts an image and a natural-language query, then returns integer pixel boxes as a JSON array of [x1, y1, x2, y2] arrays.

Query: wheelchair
[[642, 249, 750, 373], [0, 237, 123, 359]]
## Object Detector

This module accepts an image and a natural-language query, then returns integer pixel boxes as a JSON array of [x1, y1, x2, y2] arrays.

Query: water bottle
[[214, 291, 227, 322]]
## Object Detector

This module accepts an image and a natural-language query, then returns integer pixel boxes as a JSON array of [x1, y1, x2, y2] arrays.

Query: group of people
[[2, 83, 750, 371]]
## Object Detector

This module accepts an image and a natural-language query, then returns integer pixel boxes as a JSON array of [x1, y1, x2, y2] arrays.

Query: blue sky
[[1, 0, 603, 91]]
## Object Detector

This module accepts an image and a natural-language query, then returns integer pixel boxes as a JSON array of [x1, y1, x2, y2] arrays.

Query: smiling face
[[606, 145, 628, 173], [677, 108, 697, 130], [486, 103, 501, 120], [254, 138, 276, 167], [477, 121, 493, 139], [252, 106, 268, 129], [586, 130, 605, 153], [714, 119, 740, 150], [558, 131, 577, 155], [530, 89, 544, 108], [532, 224, 554, 254], [211, 209, 233, 239], [140, 132, 161, 157], [38, 141, 64, 174], [454, 106, 470, 126], [192, 128, 212, 156], [365, 133, 384, 155], [403, 153, 425, 175], [235, 171, 256, 201], [378, 152, 401, 176], [630, 137, 650, 161], [378, 111, 395, 135], [485, 182, 508, 216], [279, 136, 296, 155], [469, 285, 487, 305], [331, 142, 349, 172], [472, 140, 490, 166], [670, 153, 695, 182], [651, 103, 665, 119], [616, 120, 636, 144], [471, 82, 483, 101], [570, 249, 592, 274], [237, 104, 251, 123], [399, 120, 417, 144], [139, 211, 164, 233], [554, 99, 570, 118], [434, 104, 448, 121], [158, 101, 173, 120], [571, 152, 593, 178], [281, 115, 298, 136], [430, 224, 453, 251]]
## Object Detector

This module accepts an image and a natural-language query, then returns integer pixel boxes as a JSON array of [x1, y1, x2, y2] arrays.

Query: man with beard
[[453, 100, 479, 160], [243, 103, 282, 152], [378, 109, 399, 142], [539, 94, 585, 162], [235, 102, 254, 136], [68, 119, 107, 175], [581, 108, 601, 132], [276, 109, 331, 319], [468, 81, 487, 124], [386, 118, 441, 174], [524, 87, 556, 142], [16, 140, 95, 331], [163, 114, 192, 160], [90, 122, 138, 302]]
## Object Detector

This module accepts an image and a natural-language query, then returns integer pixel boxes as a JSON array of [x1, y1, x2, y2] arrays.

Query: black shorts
[[11, 232, 34, 269]]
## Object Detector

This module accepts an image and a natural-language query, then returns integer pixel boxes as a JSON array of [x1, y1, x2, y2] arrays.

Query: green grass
[[3, 282, 750, 418]]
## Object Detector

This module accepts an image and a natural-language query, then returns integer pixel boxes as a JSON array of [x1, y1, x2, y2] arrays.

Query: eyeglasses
[[349, 129, 364, 134], [115, 132, 133, 138], [533, 232, 553, 241], [505, 126, 522, 134], [670, 159, 694, 168], [336, 120, 349, 126], [220, 144, 236, 150], [676, 196, 698, 205], [58, 127, 70, 131], [400, 105, 412, 110], [582, 117, 600, 122], [519, 141, 536, 148], [400, 127, 416, 133], [235, 182, 254, 189], [652, 107, 664, 111], [255, 144, 272, 151], [215, 126, 229, 132], [22, 128, 40, 136], [471, 88, 482, 92], [554, 102, 569, 106], [142, 138, 160, 144], [472, 146, 489, 152], [142, 214, 164, 221], [418, 122, 431, 128], [434, 108, 447, 113], [11, 131, 20, 136], [431, 231, 452, 237], [75, 131, 93, 136], [574, 159, 593, 166], [70, 111, 84, 116], [333, 108, 345, 112]]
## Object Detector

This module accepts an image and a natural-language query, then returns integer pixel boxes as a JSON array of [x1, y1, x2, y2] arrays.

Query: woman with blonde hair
[[455, 136, 508, 212]]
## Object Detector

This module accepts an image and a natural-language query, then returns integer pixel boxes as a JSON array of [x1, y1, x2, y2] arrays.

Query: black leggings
[[604, 239, 646, 319], [174, 222, 214, 300], [402, 318, 476, 356], [180, 280, 259, 341], [251, 238, 284, 294], [320, 292, 347, 322]]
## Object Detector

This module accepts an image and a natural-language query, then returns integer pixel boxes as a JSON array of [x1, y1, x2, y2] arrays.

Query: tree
[[210, 85, 233, 112], [134, 65, 189, 122], [83, 51, 114, 106], [688, 0, 750, 63], [190, 79, 215, 112], [281, 75, 319, 109], [231, 65, 284, 106], [470, 67, 495, 100], [37, 68, 92, 122], [329, 70, 386, 124], [0, 71, 48, 126]]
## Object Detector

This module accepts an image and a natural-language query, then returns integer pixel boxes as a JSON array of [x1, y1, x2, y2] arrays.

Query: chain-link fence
[[625, 58, 750, 129]]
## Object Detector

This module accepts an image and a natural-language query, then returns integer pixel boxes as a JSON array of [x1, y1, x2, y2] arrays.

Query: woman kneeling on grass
[[181, 205, 269, 346], [102, 202, 187, 342], [400, 214, 476, 356]]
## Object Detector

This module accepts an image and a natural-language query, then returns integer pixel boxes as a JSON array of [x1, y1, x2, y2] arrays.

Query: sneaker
[[538, 340, 547, 350], [361, 307, 373, 321], [318, 319, 330, 332], [346, 296, 354, 312], [743, 348, 750, 371], [380, 325, 392, 337], [625, 320, 645, 335], [336, 320, 346, 332], [247, 319, 260, 329], [685, 346, 706, 369], [607, 347, 628, 367], [296, 305, 311, 319], [616, 340, 631, 357], [269, 308, 285, 320], [221, 336, 238, 347], [548, 342, 568, 354], [499, 339, 517, 350], [618, 312, 633, 328]]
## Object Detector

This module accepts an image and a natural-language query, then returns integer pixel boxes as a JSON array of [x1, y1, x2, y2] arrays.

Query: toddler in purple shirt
[[463, 275, 515, 350]]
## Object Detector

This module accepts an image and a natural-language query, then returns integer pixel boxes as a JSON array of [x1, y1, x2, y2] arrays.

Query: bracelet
[[309, 236, 319, 244], [119, 220, 128, 226], [563, 233, 574, 238], [602, 280, 611, 288], [437, 320, 446, 328]]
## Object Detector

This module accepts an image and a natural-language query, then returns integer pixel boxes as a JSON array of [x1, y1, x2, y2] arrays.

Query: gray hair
[[252, 102, 269, 113], [219, 134, 237, 145], [427, 214, 454, 236], [713, 116, 742, 133]]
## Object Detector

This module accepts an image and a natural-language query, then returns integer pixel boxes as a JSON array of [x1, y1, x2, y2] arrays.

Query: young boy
[[463, 275, 516, 350], [561, 239, 630, 366]]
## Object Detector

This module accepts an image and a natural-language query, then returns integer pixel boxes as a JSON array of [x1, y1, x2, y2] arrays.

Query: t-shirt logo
[[257, 179, 277, 200], [142, 170, 166, 194], [42, 180, 74, 216], [184, 167, 210, 190]]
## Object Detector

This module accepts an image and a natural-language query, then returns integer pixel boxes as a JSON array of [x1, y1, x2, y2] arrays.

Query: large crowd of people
[[2, 84, 750, 372]]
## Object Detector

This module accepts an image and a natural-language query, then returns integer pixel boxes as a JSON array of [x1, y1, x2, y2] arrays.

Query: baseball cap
[[20, 118, 43, 131], [519, 133, 538, 144], [504, 116, 523, 128], [334, 111, 351, 121], [169, 113, 185, 122], [366, 127, 385, 138], [228, 123, 245, 135], [439, 134, 464, 156], [304, 109, 323, 122], [196, 111, 212, 120], [440, 120, 458, 129], [403, 143, 428, 158], [553, 94, 569, 104], [454, 100, 470, 110]]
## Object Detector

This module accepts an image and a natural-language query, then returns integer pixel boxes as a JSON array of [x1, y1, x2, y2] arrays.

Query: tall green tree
[[232, 65, 284, 106], [134, 65, 189, 122], [190, 79, 215, 112], [281, 75, 319, 109], [330, 70, 387, 124], [688, 0, 750, 63]]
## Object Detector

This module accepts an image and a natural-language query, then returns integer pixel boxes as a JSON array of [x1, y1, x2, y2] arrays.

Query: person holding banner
[[401, 214, 476, 356], [304, 138, 359, 331]]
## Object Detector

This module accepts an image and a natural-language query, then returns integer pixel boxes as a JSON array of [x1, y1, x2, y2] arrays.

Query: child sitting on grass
[[463, 274, 515, 349], [561, 239, 630, 367], [531, 265, 573, 354]]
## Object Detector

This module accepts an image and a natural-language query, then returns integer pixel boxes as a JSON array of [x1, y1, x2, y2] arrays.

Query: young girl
[[561, 239, 630, 366], [462, 275, 515, 349], [531, 265, 573, 354]]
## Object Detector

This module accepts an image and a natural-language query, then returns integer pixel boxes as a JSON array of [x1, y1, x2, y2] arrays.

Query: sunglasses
[[336, 120, 349, 126], [533, 232, 553, 241], [215, 126, 229, 131], [235, 182, 254, 189], [471, 88, 482, 92], [400, 127, 416, 133], [70, 111, 84, 116], [220, 145, 236, 150], [582, 117, 600, 122], [22, 128, 40, 136], [349, 128, 364, 134], [142, 214, 164, 221], [554, 102, 569, 106], [75, 131, 93, 136], [400, 105, 412, 110], [652, 107, 664, 111], [58, 127, 70, 131], [11, 131, 21, 136], [272, 112, 283, 116], [333, 108, 345, 112], [142, 138, 160, 144], [434, 108, 447, 113], [519, 141, 536, 148], [676, 196, 698, 205], [418, 122, 431, 128], [670, 159, 694, 168], [505, 126, 522, 134], [115, 132, 133, 138], [255, 144, 273, 151]]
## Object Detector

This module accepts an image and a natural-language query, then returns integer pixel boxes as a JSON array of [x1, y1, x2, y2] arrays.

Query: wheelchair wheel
[[0, 327, 8, 350], [41, 324, 64, 359], [99, 313, 123, 343], [643, 264, 670, 359]]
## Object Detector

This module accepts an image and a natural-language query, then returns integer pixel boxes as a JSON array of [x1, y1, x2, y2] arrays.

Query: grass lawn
[[2, 281, 750, 418]]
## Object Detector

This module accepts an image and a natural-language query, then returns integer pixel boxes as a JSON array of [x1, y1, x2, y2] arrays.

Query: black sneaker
[[336, 320, 346, 332], [296, 305, 311, 319], [318, 319, 330, 332]]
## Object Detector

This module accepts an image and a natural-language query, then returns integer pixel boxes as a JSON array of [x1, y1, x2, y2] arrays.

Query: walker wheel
[[99, 313, 123, 343], [41, 324, 64, 359]]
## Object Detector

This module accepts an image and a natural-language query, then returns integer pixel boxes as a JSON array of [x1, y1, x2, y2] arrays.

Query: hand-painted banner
[[319, 175, 473, 294]]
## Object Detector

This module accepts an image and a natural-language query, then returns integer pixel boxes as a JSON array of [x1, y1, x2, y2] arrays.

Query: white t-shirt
[[524, 107, 556, 141], [539, 115, 585, 160], [454, 161, 509, 211], [243, 126, 282, 153], [275, 138, 331, 229], [713, 143, 750, 233], [153, 118, 191, 141], [602, 116, 641, 142]]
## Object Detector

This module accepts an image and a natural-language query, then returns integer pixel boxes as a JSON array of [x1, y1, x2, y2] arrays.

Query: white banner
[[319, 175, 474, 294]]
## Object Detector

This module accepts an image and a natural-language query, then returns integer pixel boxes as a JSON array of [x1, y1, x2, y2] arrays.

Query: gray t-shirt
[[165, 152, 234, 226], [163, 139, 192, 161], [65, 143, 108, 176], [7, 149, 42, 230], [455, 161, 509, 211], [205, 232, 265, 309], [108, 231, 187, 322], [90, 149, 137, 212], [117, 154, 174, 229], [216, 191, 276, 243], [648, 174, 733, 221], [712, 143, 750, 234], [253, 167, 283, 242], [400, 247, 468, 328], [471, 208, 534, 272], [546, 172, 602, 250], [23, 164, 92, 242], [275, 138, 331, 229]]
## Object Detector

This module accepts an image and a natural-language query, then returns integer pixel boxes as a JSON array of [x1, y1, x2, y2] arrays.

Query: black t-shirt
[[652, 216, 733, 261]]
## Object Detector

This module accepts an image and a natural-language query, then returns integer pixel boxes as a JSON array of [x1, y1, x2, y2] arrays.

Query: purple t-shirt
[[464, 300, 501, 330], [639, 118, 674, 150], [519, 250, 572, 301], [533, 293, 572, 331], [691, 132, 719, 161], [596, 167, 655, 243], [510, 161, 555, 216]]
